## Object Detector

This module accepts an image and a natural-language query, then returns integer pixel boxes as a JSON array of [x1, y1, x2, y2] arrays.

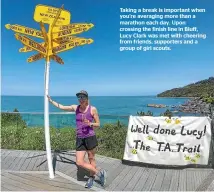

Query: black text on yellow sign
[[54, 37, 93, 45], [27, 53, 64, 65], [53, 23, 94, 32], [19, 38, 93, 53], [27, 53, 44, 62], [53, 36, 77, 44], [5, 24, 43, 39], [15, 33, 47, 55], [51, 55, 64, 64], [52, 26, 93, 39], [52, 38, 93, 54]]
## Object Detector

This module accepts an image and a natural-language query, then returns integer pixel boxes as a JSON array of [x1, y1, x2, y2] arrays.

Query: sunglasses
[[77, 95, 87, 100]]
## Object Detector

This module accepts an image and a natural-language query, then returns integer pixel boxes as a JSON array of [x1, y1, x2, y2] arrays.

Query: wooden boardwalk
[[1, 149, 214, 191]]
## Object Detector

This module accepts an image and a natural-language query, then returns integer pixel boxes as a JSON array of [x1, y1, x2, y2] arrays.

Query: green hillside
[[157, 77, 214, 97]]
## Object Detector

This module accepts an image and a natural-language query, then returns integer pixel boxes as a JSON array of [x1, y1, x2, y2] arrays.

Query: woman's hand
[[83, 119, 91, 126], [47, 95, 52, 101]]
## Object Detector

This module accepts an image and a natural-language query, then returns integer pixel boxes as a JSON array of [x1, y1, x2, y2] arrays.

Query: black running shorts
[[76, 135, 98, 151]]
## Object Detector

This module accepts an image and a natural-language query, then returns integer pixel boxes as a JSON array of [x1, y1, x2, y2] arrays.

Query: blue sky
[[1, 0, 214, 96]]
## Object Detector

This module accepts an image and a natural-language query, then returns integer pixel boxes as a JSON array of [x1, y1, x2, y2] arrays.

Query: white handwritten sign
[[123, 116, 212, 165]]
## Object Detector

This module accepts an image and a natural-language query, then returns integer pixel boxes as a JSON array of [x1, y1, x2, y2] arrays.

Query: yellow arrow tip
[[89, 23, 94, 28], [5, 24, 11, 29], [14, 33, 19, 40], [19, 48, 24, 52], [88, 39, 94, 44]]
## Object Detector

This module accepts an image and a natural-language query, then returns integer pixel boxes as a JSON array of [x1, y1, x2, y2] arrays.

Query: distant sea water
[[1, 96, 196, 128]]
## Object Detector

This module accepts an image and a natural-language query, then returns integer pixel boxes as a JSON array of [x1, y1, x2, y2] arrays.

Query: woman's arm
[[91, 107, 100, 128], [84, 106, 100, 128], [47, 95, 77, 111]]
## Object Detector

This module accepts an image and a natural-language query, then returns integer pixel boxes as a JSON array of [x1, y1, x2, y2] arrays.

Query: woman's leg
[[76, 150, 98, 175], [87, 148, 96, 177]]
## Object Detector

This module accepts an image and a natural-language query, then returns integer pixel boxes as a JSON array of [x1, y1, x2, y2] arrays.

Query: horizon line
[[1, 95, 157, 97]]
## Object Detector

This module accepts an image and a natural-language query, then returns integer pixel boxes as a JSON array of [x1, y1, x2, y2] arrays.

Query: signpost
[[5, 4, 94, 179]]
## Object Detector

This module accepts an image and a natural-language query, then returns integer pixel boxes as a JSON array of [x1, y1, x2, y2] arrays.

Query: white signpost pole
[[44, 58, 54, 179], [43, 5, 63, 179]]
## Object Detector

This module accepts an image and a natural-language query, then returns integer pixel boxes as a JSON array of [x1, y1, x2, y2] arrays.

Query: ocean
[[1, 96, 195, 128]]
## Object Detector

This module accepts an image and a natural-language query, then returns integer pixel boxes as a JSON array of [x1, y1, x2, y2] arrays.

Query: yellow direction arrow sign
[[19, 37, 93, 53], [19, 41, 59, 53], [54, 36, 92, 45], [34, 4, 71, 26], [27, 53, 44, 62], [53, 35, 77, 44], [5, 24, 43, 39], [51, 55, 64, 64], [15, 33, 47, 55], [19, 46, 33, 53], [53, 38, 94, 54], [53, 23, 94, 32], [52, 26, 93, 39]]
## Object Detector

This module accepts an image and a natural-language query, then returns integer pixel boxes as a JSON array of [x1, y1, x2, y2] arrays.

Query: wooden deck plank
[[178, 169, 187, 191], [16, 151, 30, 171], [132, 168, 152, 191], [26, 151, 38, 171], [10, 151, 28, 171], [23, 151, 35, 171], [2, 172, 40, 191], [33, 151, 46, 171], [125, 167, 146, 191], [1, 149, 11, 159], [160, 169, 173, 191], [65, 163, 78, 177], [169, 170, 179, 191], [114, 166, 139, 191], [32, 151, 43, 171], [151, 169, 165, 191], [19, 150, 35, 171], [7, 151, 23, 170], [105, 163, 127, 187], [196, 170, 214, 191], [193, 170, 202, 189], [207, 180, 214, 191], [108, 165, 132, 190], [1, 172, 46, 191], [186, 170, 196, 191], [2, 151, 20, 170], [7, 172, 89, 191], [23, 173, 90, 191], [1, 180, 26, 191], [1, 186, 11, 191], [142, 168, 159, 191], [37, 152, 47, 171], [57, 151, 77, 174]]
